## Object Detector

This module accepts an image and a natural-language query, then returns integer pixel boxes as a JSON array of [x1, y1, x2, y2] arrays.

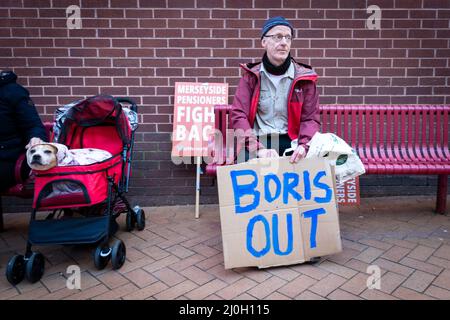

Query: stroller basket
[[29, 216, 109, 245]]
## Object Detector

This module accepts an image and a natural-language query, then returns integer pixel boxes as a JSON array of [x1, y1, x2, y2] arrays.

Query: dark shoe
[[305, 256, 321, 265]]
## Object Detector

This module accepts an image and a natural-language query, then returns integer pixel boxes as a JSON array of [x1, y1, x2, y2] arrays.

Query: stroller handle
[[116, 97, 137, 112]]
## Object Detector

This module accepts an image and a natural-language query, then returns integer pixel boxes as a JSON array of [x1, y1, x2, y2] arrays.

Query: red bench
[[0, 122, 53, 231], [206, 105, 450, 214]]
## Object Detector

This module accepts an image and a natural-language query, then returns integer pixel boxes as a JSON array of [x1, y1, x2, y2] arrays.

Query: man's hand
[[289, 145, 306, 163], [25, 137, 44, 149], [257, 148, 279, 158]]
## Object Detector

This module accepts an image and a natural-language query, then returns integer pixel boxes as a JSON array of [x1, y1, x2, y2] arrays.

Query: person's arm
[[7, 84, 48, 147], [290, 81, 320, 163], [16, 98, 47, 147], [231, 74, 265, 153], [298, 81, 320, 151]]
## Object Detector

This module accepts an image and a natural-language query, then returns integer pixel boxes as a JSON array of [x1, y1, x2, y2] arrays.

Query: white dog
[[27, 143, 112, 171]]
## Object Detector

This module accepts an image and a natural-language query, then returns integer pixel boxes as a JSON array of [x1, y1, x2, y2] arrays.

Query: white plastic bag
[[305, 132, 366, 183]]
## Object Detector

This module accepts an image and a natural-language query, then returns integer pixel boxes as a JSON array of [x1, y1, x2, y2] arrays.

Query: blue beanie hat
[[261, 16, 294, 39]]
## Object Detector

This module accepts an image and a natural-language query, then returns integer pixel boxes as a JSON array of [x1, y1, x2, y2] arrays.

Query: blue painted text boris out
[[230, 169, 332, 258]]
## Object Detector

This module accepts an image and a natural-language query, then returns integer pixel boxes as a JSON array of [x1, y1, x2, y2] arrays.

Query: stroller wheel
[[135, 208, 146, 231], [94, 245, 111, 270], [25, 252, 45, 283], [6, 254, 26, 285], [111, 240, 126, 270]]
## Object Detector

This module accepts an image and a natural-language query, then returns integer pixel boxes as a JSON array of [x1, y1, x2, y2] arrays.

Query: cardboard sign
[[217, 157, 342, 269], [172, 82, 228, 157], [335, 177, 360, 206]]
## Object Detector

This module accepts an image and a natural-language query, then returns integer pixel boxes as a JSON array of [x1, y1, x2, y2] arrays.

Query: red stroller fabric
[[33, 154, 122, 209]]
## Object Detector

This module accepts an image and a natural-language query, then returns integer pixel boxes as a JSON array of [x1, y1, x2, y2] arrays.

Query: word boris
[[230, 169, 332, 213], [230, 169, 333, 258]]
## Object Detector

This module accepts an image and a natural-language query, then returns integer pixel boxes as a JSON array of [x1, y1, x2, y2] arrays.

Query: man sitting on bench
[[231, 16, 321, 164]]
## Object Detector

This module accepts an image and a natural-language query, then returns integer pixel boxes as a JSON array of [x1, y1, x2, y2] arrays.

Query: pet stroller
[[6, 95, 145, 285]]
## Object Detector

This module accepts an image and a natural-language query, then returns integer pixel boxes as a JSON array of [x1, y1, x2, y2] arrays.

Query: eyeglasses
[[263, 34, 293, 43]]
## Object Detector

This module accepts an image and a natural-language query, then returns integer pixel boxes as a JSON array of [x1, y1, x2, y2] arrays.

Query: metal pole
[[195, 156, 201, 219]]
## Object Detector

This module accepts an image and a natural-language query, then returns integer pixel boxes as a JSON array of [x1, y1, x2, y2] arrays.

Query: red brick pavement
[[1, 195, 449, 300]]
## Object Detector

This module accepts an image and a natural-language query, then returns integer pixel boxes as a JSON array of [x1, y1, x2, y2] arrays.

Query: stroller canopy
[[56, 95, 134, 146]]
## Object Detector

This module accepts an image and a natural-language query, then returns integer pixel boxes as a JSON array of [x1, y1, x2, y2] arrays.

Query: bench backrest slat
[[336, 109, 342, 138], [406, 108, 414, 160], [414, 109, 421, 160], [343, 109, 350, 142], [401, 108, 409, 161], [435, 107, 445, 160], [378, 109, 387, 160], [371, 108, 380, 161], [392, 108, 400, 160], [427, 108, 438, 160]]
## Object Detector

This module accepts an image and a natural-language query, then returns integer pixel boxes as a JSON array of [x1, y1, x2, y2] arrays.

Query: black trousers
[[0, 160, 30, 192], [237, 133, 293, 163]]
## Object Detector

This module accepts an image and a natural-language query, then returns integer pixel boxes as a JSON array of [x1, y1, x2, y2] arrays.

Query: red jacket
[[231, 58, 320, 153]]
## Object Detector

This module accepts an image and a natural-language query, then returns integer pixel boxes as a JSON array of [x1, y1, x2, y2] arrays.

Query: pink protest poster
[[172, 82, 228, 157]]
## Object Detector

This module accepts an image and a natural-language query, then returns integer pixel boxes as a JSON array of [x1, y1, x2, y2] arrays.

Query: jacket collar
[[260, 61, 295, 80], [240, 58, 318, 81]]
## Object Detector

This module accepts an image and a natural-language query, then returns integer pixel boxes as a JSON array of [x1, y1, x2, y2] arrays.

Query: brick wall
[[1, 0, 449, 209]]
